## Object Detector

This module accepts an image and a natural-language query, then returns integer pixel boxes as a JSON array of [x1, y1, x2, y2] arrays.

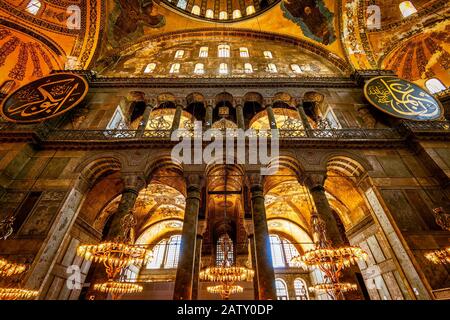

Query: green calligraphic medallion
[[1, 73, 88, 124], [364, 76, 443, 121]]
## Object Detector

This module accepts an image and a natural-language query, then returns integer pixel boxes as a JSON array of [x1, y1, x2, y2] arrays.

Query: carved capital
[[304, 172, 327, 191], [121, 173, 146, 193], [247, 173, 262, 190]]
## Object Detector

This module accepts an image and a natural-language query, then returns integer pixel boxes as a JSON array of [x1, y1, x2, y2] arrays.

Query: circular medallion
[[1, 73, 88, 124], [364, 76, 443, 121]]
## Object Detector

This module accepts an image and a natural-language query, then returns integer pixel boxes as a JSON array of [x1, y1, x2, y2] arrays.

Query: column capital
[[294, 97, 304, 106], [247, 172, 263, 189], [120, 173, 146, 193], [304, 171, 327, 191]]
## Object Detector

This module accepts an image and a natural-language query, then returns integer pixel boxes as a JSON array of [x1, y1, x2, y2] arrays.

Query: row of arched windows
[[275, 278, 309, 300], [185, 5, 256, 20], [171, 47, 272, 59]]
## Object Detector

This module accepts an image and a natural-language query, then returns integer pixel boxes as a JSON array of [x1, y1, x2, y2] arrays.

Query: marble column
[[248, 173, 277, 300], [173, 175, 202, 300], [304, 172, 344, 245], [244, 218, 259, 300], [296, 102, 312, 131], [106, 174, 145, 240], [137, 103, 153, 135], [192, 219, 206, 300], [171, 104, 183, 132], [236, 104, 245, 129], [265, 105, 277, 130], [205, 104, 213, 130]]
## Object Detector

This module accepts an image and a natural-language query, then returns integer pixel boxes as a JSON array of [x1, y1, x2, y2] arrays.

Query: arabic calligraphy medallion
[[1, 73, 88, 123], [364, 76, 443, 121]]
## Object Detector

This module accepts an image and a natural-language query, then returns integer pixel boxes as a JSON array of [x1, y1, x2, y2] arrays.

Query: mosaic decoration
[[281, 0, 336, 45], [106, 0, 165, 47], [364, 76, 443, 121], [1, 73, 88, 123]]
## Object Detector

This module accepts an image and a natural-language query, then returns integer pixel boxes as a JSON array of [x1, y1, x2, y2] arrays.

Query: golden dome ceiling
[[160, 0, 280, 22]]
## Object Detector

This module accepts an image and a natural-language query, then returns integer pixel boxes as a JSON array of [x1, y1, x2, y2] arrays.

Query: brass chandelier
[[291, 213, 367, 300], [0, 257, 38, 300], [424, 247, 449, 265], [77, 210, 152, 298]]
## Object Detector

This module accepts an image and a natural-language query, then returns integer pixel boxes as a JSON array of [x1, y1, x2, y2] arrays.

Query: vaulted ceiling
[[0, 0, 448, 89]]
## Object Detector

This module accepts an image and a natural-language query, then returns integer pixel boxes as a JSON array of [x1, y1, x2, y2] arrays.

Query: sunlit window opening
[[269, 234, 300, 267], [399, 1, 417, 18], [199, 46, 209, 58], [146, 235, 182, 269], [267, 63, 278, 73], [240, 47, 249, 58], [425, 78, 446, 94], [294, 278, 309, 300], [216, 234, 234, 266], [291, 64, 302, 74], [218, 44, 230, 58], [263, 51, 273, 59], [170, 63, 181, 73], [194, 63, 205, 75], [244, 63, 253, 74], [275, 279, 289, 300], [232, 10, 242, 19], [175, 50, 184, 59], [191, 5, 201, 15], [144, 63, 156, 74], [205, 9, 214, 18], [219, 11, 228, 20], [219, 63, 229, 75], [177, 0, 187, 10], [246, 5, 256, 15], [26, 0, 41, 15]]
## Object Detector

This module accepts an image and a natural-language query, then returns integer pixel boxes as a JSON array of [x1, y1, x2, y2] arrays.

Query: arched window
[[175, 50, 184, 59], [291, 64, 302, 74], [232, 10, 242, 19], [216, 234, 234, 266], [194, 63, 204, 75], [267, 63, 278, 73], [263, 51, 273, 59], [146, 235, 182, 269], [218, 44, 230, 58], [205, 9, 214, 18], [244, 63, 253, 74], [219, 63, 229, 75], [399, 1, 417, 18], [425, 78, 446, 94], [275, 279, 289, 300], [246, 5, 256, 15], [170, 63, 180, 73], [26, 0, 41, 15], [219, 11, 228, 20], [240, 47, 249, 58], [269, 234, 300, 267], [191, 5, 201, 15], [177, 0, 187, 10], [144, 63, 156, 74], [199, 47, 209, 58], [294, 278, 309, 300]]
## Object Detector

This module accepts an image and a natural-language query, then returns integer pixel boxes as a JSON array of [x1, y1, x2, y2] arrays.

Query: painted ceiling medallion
[[364, 76, 443, 121], [1, 73, 88, 124]]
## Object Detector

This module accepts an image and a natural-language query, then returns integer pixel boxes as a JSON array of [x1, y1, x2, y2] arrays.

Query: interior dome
[[160, 0, 280, 22]]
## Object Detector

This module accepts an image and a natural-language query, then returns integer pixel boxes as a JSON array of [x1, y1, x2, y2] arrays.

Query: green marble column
[[266, 105, 277, 130], [191, 234, 203, 300], [171, 104, 184, 132], [173, 176, 201, 300], [205, 104, 213, 130], [137, 103, 153, 135], [249, 176, 277, 300], [296, 103, 312, 130], [236, 104, 245, 129]]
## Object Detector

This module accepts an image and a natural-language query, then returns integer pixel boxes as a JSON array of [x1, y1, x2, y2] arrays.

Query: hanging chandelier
[[0, 258, 27, 277], [77, 211, 153, 297], [0, 287, 38, 300], [200, 266, 254, 282], [93, 280, 143, 295], [291, 213, 367, 300], [207, 284, 244, 300], [424, 247, 450, 265]]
